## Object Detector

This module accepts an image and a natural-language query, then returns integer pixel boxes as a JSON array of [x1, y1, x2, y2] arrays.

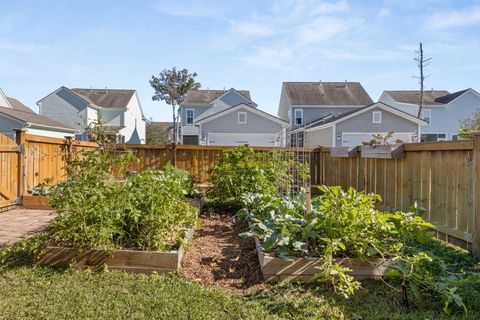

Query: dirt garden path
[[180, 213, 264, 292]]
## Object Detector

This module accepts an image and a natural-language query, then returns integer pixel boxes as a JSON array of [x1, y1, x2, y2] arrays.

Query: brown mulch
[[180, 212, 264, 292]]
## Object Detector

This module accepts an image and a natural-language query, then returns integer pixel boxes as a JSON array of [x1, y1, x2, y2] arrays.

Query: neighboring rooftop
[[283, 82, 373, 106], [148, 121, 173, 132], [181, 89, 251, 106], [6, 97, 35, 113], [384, 90, 450, 105], [0, 106, 75, 130], [70, 88, 136, 109]]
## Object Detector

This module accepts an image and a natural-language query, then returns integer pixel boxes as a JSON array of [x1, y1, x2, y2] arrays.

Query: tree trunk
[[418, 42, 424, 119], [172, 103, 177, 143]]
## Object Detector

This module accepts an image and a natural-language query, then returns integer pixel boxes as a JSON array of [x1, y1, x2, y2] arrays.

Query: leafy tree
[[458, 108, 480, 139], [149, 68, 201, 143], [145, 118, 172, 144]]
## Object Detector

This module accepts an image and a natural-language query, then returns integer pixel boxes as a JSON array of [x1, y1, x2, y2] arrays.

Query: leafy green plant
[[238, 186, 475, 312], [29, 178, 54, 196], [207, 145, 309, 203], [46, 150, 197, 251]]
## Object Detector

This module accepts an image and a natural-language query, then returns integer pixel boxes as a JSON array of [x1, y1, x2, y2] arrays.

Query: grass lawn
[[0, 265, 479, 320]]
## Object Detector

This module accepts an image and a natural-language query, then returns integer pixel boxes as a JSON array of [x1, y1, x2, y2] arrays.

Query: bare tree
[[414, 42, 432, 118]]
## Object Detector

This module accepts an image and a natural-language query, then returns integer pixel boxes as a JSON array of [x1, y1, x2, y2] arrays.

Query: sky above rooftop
[[1, 0, 479, 121]]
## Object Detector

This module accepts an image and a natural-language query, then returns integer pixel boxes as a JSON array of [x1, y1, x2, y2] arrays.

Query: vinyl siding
[[200, 107, 284, 135], [291, 106, 361, 128], [0, 115, 24, 136], [118, 92, 146, 144], [180, 105, 210, 126], [218, 90, 252, 106], [39, 88, 89, 132], [335, 107, 418, 145], [305, 127, 333, 147]]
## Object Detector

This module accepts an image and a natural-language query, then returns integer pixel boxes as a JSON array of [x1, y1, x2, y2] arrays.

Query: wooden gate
[[0, 133, 19, 208]]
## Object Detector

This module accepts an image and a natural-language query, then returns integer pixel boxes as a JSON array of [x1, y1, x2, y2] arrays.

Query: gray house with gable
[[180, 88, 288, 146]]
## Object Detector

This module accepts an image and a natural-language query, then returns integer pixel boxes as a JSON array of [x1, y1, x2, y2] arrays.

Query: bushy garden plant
[[46, 151, 197, 251], [207, 145, 309, 203], [237, 186, 478, 313]]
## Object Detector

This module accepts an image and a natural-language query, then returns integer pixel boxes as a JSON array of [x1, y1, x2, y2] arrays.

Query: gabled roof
[[180, 89, 251, 106], [0, 106, 76, 131], [6, 97, 35, 113], [283, 82, 373, 106], [196, 103, 288, 126], [70, 88, 135, 109], [384, 90, 450, 105], [294, 102, 426, 133]]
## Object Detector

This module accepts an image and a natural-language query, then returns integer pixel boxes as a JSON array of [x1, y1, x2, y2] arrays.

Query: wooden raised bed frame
[[36, 226, 195, 274], [255, 238, 391, 282], [22, 195, 51, 210]]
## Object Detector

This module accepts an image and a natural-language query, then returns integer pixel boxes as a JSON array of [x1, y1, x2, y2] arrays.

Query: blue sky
[[1, 0, 479, 121]]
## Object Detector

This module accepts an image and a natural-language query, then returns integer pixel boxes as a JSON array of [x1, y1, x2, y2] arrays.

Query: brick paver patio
[[0, 209, 54, 245]]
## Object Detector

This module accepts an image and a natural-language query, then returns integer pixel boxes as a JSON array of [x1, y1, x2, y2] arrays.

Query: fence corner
[[472, 133, 480, 256]]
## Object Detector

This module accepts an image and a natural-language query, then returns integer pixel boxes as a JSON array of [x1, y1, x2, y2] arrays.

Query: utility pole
[[414, 42, 432, 118]]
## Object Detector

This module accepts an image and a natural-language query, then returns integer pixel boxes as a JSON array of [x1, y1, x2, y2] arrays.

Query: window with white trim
[[372, 111, 382, 123], [421, 109, 431, 124], [238, 111, 247, 124], [294, 109, 303, 125], [186, 109, 194, 125]]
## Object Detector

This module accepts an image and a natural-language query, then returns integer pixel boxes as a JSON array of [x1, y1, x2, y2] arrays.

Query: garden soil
[[180, 213, 264, 292]]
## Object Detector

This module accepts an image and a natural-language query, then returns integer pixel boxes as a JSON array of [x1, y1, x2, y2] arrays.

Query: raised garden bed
[[361, 144, 404, 159], [254, 238, 392, 282], [330, 146, 358, 158], [22, 195, 51, 210], [36, 224, 196, 274]]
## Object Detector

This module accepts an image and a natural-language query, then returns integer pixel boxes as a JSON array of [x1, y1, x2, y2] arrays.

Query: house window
[[294, 109, 303, 125], [186, 109, 194, 125], [238, 112, 247, 124], [421, 133, 447, 142], [372, 111, 382, 123], [421, 109, 431, 124]]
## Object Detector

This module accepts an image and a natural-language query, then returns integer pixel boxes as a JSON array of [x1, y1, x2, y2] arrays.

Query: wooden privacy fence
[[118, 144, 321, 185], [318, 138, 480, 255]]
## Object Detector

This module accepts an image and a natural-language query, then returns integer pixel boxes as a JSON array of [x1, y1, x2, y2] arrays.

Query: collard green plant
[[207, 145, 309, 203], [238, 186, 474, 312], [47, 151, 197, 251], [29, 178, 54, 196]]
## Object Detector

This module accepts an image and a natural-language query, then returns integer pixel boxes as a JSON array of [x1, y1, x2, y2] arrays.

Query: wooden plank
[[404, 140, 473, 152]]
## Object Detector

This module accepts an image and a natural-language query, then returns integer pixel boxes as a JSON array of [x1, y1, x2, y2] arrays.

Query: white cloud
[[378, 8, 391, 18], [231, 20, 276, 37], [152, 0, 228, 18], [0, 38, 50, 53], [425, 6, 480, 31]]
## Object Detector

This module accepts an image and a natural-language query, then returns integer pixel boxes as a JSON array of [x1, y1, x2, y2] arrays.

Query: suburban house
[[0, 89, 77, 139], [179, 88, 288, 146], [290, 102, 426, 147], [37, 87, 146, 144], [379, 89, 480, 141]]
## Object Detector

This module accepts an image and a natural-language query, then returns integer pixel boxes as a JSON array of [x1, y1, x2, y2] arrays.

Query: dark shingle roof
[[148, 122, 173, 133], [434, 89, 470, 104], [0, 106, 75, 130], [181, 89, 251, 106], [385, 90, 450, 105], [6, 97, 35, 113], [284, 82, 373, 106], [71, 88, 135, 109]]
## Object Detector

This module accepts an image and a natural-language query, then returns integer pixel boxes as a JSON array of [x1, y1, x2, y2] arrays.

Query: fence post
[[14, 128, 26, 203], [472, 132, 480, 257]]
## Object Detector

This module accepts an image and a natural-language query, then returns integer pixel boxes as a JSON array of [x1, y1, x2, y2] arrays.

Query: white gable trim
[[196, 103, 288, 126], [306, 102, 426, 133], [211, 88, 257, 107], [0, 89, 13, 109]]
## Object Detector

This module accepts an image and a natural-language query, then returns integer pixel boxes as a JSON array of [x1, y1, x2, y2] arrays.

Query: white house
[[180, 88, 288, 146], [37, 87, 146, 144], [379, 89, 480, 141], [0, 89, 77, 139]]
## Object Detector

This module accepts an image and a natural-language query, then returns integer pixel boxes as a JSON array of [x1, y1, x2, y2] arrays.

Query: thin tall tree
[[414, 42, 432, 118], [149, 68, 200, 143]]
